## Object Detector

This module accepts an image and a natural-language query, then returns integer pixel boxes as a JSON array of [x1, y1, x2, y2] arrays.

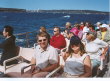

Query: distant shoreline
[[0, 8, 109, 15]]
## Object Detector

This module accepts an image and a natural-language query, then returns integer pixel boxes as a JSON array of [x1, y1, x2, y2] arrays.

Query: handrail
[[14, 30, 38, 36], [14, 30, 38, 47], [14, 29, 53, 47], [0, 27, 65, 48]]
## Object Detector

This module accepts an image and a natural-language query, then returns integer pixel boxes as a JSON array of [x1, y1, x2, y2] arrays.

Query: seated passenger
[[99, 24, 110, 56], [50, 27, 66, 53], [61, 32, 74, 54], [85, 31, 108, 75], [0, 25, 18, 65], [61, 36, 92, 78], [6, 32, 59, 77]]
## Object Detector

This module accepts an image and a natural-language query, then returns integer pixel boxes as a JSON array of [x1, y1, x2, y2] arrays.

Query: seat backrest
[[15, 46, 20, 56], [59, 55, 65, 66], [33, 43, 38, 49], [18, 47, 35, 61]]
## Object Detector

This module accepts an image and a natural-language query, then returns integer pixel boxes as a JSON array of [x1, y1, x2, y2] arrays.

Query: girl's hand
[[31, 67, 41, 75], [30, 65, 36, 73]]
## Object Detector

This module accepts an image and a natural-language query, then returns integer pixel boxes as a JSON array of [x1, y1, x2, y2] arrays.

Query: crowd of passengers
[[0, 21, 110, 77]]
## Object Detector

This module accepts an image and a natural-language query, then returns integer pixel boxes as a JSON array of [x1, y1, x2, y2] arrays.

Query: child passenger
[[62, 36, 92, 78]]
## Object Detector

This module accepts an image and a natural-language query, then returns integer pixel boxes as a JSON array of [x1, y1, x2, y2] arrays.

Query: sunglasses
[[38, 39, 47, 42], [53, 30, 57, 32]]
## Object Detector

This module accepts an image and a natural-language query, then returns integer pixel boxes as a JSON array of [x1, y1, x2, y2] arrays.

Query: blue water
[[0, 12, 109, 34], [0, 12, 109, 47]]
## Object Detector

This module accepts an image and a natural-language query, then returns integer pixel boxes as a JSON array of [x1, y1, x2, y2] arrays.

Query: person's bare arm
[[30, 57, 36, 73], [100, 46, 108, 60], [79, 55, 92, 77]]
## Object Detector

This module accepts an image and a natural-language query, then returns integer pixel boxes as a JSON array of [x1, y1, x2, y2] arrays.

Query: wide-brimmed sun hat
[[100, 24, 108, 28]]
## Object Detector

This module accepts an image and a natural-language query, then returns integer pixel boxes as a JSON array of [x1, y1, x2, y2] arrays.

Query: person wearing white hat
[[95, 22, 101, 30], [97, 24, 110, 56], [82, 22, 90, 42], [100, 24, 107, 28], [100, 24, 109, 40]]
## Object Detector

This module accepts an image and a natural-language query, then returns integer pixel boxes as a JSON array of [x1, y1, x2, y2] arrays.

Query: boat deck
[[103, 59, 110, 77]]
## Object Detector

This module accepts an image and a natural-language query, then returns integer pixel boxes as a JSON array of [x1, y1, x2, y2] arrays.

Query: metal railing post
[[25, 32, 30, 47]]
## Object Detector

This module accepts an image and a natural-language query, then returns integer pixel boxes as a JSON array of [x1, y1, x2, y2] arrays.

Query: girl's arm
[[79, 55, 92, 77]]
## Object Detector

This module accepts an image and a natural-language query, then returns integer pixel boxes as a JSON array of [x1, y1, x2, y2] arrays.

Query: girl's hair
[[68, 36, 86, 57]]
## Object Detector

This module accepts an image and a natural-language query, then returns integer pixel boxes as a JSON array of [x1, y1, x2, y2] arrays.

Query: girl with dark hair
[[61, 36, 92, 77]]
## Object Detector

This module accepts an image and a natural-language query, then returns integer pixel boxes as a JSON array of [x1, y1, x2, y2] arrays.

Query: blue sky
[[0, 0, 109, 12]]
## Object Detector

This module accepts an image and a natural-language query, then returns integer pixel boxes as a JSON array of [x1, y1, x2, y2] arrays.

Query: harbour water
[[0, 12, 109, 47], [0, 12, 109, 34]]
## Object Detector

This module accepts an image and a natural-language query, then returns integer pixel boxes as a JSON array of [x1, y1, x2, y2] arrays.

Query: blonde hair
[[40, 26, 46, 32], [66, 22, 71, 26], [90, 34, 95, 41], [87, 34, 96, 41]]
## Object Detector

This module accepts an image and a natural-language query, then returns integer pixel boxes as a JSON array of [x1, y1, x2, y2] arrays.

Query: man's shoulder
[[59, 34, 65, 38], [35, 45, 40, 49], [48, 45, 56, 50], [7, 35, 16, 40]]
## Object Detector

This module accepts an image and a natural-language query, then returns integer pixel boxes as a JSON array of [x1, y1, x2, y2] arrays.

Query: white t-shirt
[[82, 26, 90, 41], [85, 38, 108, 61], [64, 54, 89, 75], [82, 26, 89, 33], [33, 45, 58, 69]]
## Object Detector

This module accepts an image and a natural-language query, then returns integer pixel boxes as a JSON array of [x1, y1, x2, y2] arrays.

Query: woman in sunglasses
[[23, 32, 59, 77], [85, 31, 108, 76], [6, 32, 59, 78]]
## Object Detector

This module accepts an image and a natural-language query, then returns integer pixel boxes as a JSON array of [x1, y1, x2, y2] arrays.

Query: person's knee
[[91, 59, 100, 69], [32, 72, 49, 78], [5, 72, 21, 77], [21, 73, 31, 78]]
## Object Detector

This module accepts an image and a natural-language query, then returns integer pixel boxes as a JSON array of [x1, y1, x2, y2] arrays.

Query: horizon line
[[0, 7, 109, 12]]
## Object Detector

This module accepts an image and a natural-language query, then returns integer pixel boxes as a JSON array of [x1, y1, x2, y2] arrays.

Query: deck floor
[[102, 54, 110, 77]]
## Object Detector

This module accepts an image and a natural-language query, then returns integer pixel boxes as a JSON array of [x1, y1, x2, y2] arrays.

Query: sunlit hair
[[68, 36, 86, 57], [86, 32, 97, 41], [40, 26, 46, 32], [37, 32, 50, 43]]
